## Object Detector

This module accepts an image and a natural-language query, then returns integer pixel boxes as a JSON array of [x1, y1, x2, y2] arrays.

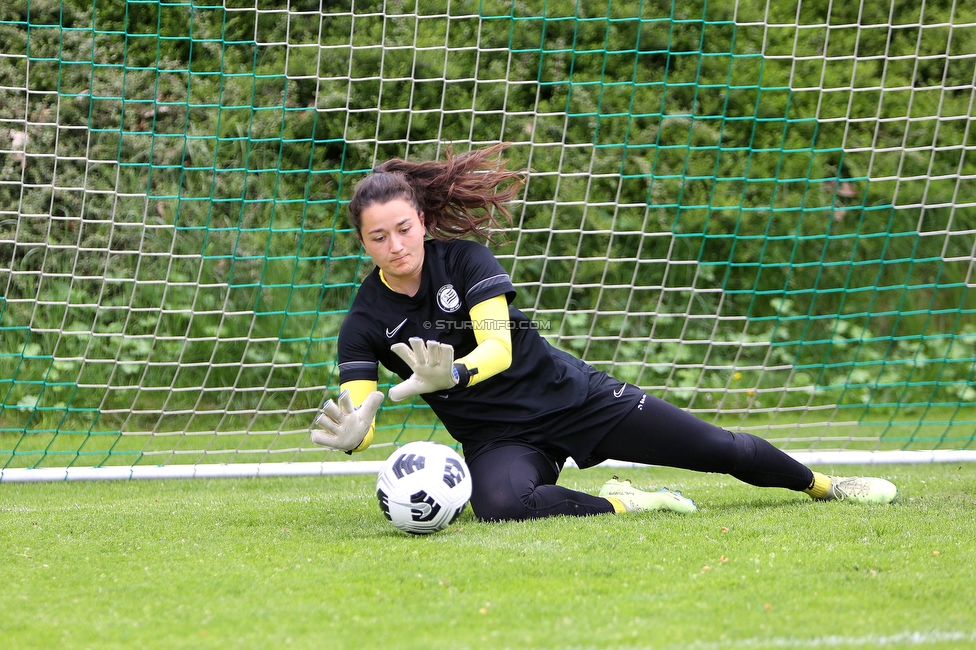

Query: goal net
[[2, 0, 974, 481]]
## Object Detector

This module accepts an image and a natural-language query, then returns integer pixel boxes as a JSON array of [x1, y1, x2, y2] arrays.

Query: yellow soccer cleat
[[599, 477, 698, 514], [815, 476, 898, 504]]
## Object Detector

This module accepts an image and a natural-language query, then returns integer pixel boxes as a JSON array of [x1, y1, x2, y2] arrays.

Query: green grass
[[1, 463, 975, 649]]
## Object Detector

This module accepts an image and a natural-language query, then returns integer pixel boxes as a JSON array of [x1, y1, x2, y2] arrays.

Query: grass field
[[1, 463, 974, 649]]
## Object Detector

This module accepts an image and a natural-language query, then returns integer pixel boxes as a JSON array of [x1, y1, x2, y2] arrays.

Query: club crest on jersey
[[436, 284, 461, 313]]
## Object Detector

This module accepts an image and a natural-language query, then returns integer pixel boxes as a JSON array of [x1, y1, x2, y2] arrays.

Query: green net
[[1, 0, 974, 473]]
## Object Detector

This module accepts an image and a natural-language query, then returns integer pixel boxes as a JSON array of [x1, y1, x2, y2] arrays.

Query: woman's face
[[358, 198, 426, 294]]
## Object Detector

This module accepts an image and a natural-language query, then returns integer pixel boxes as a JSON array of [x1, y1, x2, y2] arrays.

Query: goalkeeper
[[310, 143, 898, 521]]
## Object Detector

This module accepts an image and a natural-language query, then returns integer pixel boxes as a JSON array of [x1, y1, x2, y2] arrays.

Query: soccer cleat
[[599, 477, 698, 514], [816, 476, 898, 504]]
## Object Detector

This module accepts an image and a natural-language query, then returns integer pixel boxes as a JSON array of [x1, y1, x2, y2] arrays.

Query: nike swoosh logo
[[613, 384, 626, 398], [386, 318, 408, 338]]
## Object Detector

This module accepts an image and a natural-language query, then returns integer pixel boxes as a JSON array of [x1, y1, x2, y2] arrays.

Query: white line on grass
[[670, 630, 976, 648]]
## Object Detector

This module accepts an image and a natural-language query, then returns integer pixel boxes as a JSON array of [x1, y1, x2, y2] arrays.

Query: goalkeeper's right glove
[[310, 390, 384, 452], [388, 337, 459, 401]]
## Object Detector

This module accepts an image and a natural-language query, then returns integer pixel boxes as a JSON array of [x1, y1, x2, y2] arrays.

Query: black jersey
[[338, 239, 642, 464]]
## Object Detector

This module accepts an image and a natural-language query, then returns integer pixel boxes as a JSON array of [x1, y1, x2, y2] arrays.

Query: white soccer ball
[[376, 441, 472, 535]]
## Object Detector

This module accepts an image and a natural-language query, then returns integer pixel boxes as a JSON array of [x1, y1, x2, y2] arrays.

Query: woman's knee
[[466, 444, 557, 522], [469, 487, 534, 522]]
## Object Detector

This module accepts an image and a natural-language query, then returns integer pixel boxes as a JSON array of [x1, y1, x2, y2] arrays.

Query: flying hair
[[348, 143, 524, 243]]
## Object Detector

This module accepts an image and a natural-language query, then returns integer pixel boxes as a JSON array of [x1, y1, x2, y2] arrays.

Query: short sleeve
[[450, 240, 516, 307]]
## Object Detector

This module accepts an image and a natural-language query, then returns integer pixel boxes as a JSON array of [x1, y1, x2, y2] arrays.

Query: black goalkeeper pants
[[467, 394, 815, 522]]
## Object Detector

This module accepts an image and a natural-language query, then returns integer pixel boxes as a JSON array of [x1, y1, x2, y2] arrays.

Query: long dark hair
[[348, 143, 524, 242]]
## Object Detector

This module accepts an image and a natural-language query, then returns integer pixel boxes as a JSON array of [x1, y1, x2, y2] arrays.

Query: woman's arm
[[386, 295, 514, 401], [454, 294, 513, 387]]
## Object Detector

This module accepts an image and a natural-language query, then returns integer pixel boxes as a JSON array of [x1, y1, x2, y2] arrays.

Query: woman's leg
[[592, 394, 814, 491], [467, 442, 615, 521]]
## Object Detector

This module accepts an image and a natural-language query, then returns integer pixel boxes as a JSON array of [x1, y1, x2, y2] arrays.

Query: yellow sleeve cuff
[[341, 379, 379, 452]]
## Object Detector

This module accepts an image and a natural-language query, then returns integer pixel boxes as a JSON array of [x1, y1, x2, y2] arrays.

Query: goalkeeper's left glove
[[388, 337, 459, 401], [310, 389, 384, 451]]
